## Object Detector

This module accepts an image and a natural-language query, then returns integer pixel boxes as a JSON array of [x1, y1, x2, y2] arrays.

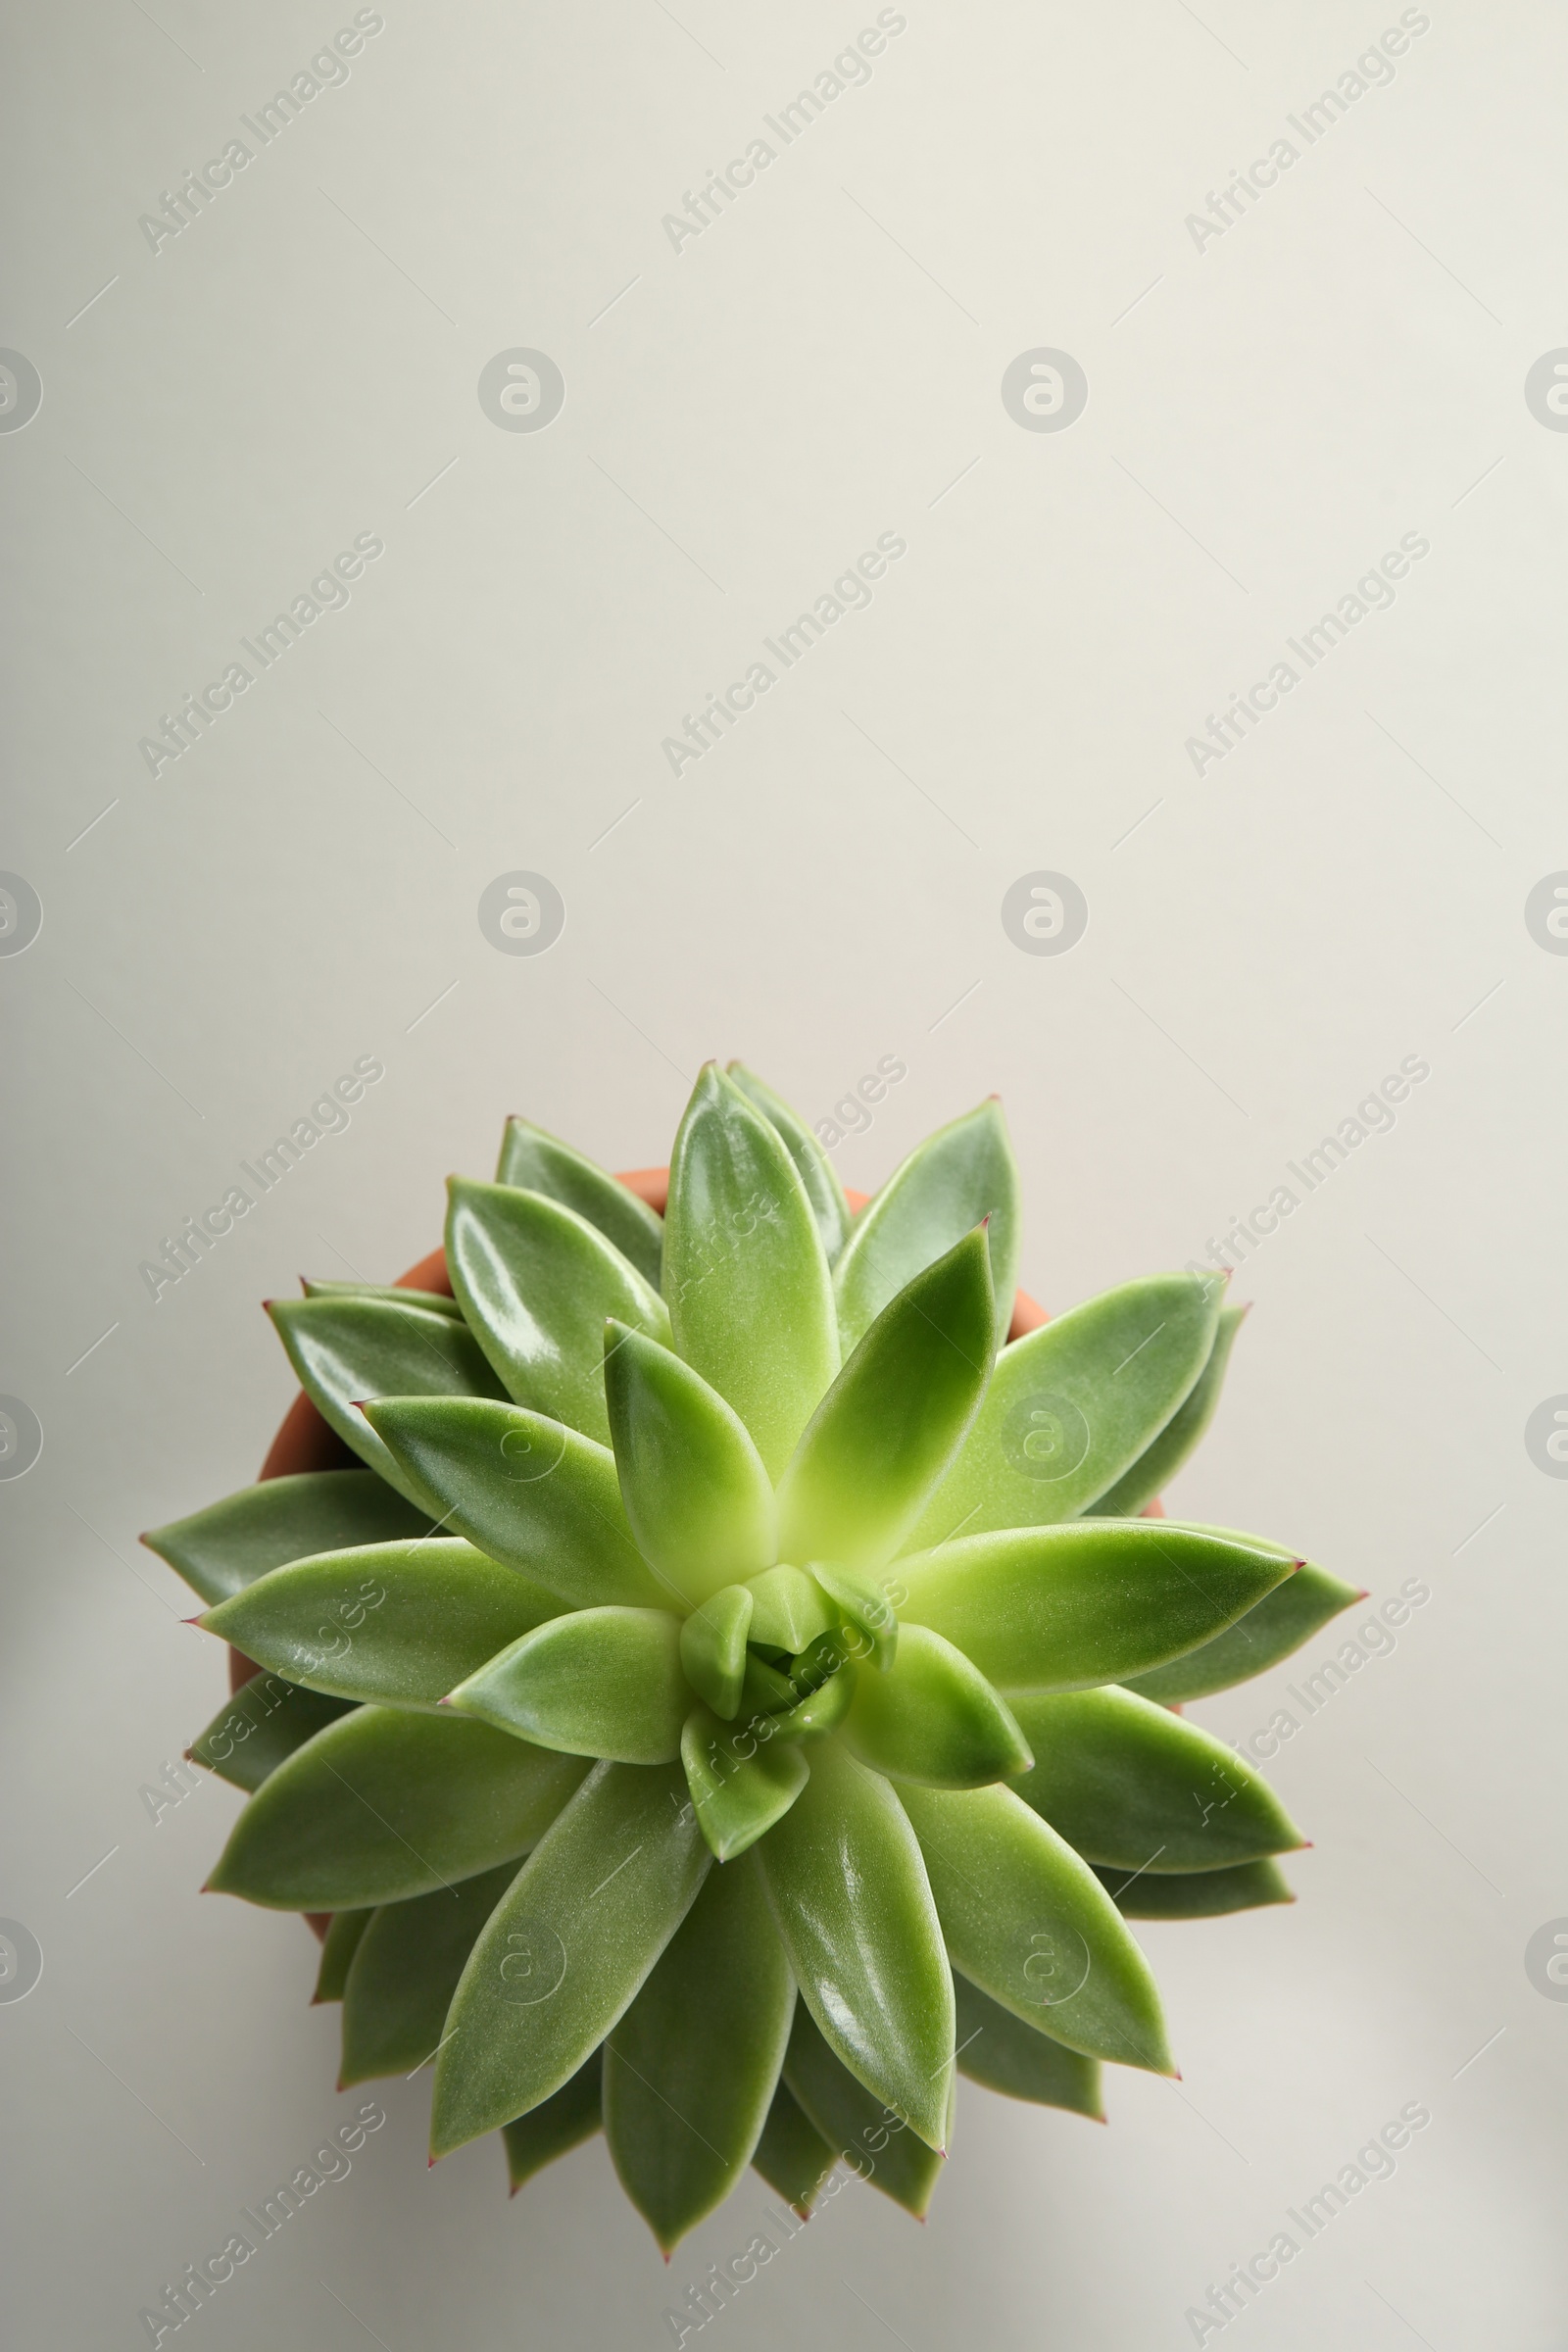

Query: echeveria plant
[[149, 1064, 1354, 2249]]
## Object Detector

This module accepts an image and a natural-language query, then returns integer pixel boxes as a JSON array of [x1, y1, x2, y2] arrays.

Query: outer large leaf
[[1123, 1560, 1361, 1702], [1089, 1302, 1244, 1519], [144, 1470, 432, 1607], [751, 2081, 834, 2217], [755, 1741, 953, 2150], [680, 1705, 809, 1861], [776, 1229, 994, 1572], [207, 1707, 588, 1909], [503, 2052, 605, 2191], [496, 1115, 664, 1289], [896, 1522, 1299, 1694], [909, 1274, 1223, 1545], [340, 1864, 517, 2083], [727, 1062, 852, 1262], [430, 1760, 710, 2156], [268, 1298, 508, 1509], [663, 1064, 839, 1477], [843, 1625, 1032, 1788], [445, 1178, 670, 1443], [952, 1972, 1102, 2118], [604, 1854, 794, 2250], [832, 1100, 1019, 1355], [188, 1673, 353, 1791], [782, 2003, 949, 2218], [203, 1541, 561, 1713], [603, 1325, 775, 1607], [898, 1782, 1174, 2076], [1096, 1858, 1294, 1918], [1008, 1687, 1303, 1871], [362, 1397, 665, 1609], [449, 1608, 687, 1764]]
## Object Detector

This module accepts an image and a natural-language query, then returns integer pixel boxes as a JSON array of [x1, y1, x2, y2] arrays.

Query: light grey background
[[3, 0, 1565, 2344]]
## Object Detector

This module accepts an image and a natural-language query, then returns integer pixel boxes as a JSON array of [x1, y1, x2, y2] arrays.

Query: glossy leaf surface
[[204, 1540, 560, 1713], [449, 1608, 687, 1764], [605, 1855, 794, 2249], [145, 1470, 432, 1608], [782, 2004, 948, 2217], [1009, 1686, 1303, 1871], [268, 1297, 508, 1509], [1089, 1301, 1243, 1519], [313, 1907, 372, 2003], [445, 1178, 669, 1444], [663, 1064, 839, 1478], [208, 1706, 588, 1909], [726, 1062, 853, 1262], [362, 1397, 664, 1609], [495, 1115, 664, 1289], [340, 1863, 517, 2083], [679, 1586, 754, 1720], [952, 1971, 1103, 2116], [832, 1100, 1019, 1355], [756, 1741, 953, 2150], [910, 1274, 1223, 1544], [603, 1324, 775, 1606], [1123, 1559, 1360, 1701], [680, 1706, 809, 1861], [751, 2081, 834, 2216], [844, 1624, 1032, 1788], [188, 1673, 353, 1791], [899, 1782, 1174, 2076], [777, 1229, 994, 1572], [431, 1760, 710, 2156], [503, 2051, 604, 2191], [1096, 1858, 1294, 1918], [897, 1522, 1298, 1694]]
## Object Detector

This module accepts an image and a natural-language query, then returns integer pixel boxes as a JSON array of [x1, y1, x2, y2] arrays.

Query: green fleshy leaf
[[313, 1908, 372, 2003], [744, 1566, 835, 1654], [1088, 1302, 1244, 1519], [145, 1470, 433, 1608], [952, 1972, 1103, 2116], [445, 1178, 670, 1444], [340, 1863, 517, 2083], [268, 1298, 508, 1510], [431, 1760, 710, 2157], [832, 1100, 1020, 1356], [777, 1229, 994, 1573], [910, 1274, 1224, 1545], [763, 1650, 857, 1742], [188, 1673, 354, 1792], [679, 1586, 754, 1719], [1008, 1687, 1303, 1872], [1122, 1558, 1361, 1702], [680, 1706, 809, 1861], [751, 2081, 834, 2216], [755, 1740, 953, 2150], [448, 1608, 687, 1764], [782, 2003, 949, 2218], [726, 1062, 852, 1263], [302, 1280, 464, 1319], [897, 1782, 1173, 2076], [843, 1625, 1032, 1789], [603, 1324, 775, 1607], [361, 1397, 665, 1609], [503, 2051, 605, 2191], [495, 1115, 664, 1290], [809, 1561, 899, 1674], [203, 1541, 561, 1713], [207, 1707, 589, 1910], [896, 1522, 1299, 1695], [663, 1064, 839, 1479], [605, 1854, 794, 2251], [1095, 1858, 1295, 1919]]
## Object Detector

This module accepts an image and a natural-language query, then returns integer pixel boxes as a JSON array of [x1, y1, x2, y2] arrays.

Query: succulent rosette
[[149, 1064, 1355, 2247]]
